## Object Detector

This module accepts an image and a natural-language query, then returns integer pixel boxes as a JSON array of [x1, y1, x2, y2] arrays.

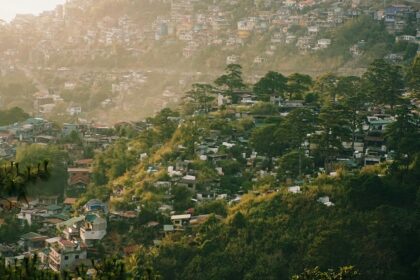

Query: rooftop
[[68, 167, 91, 172], [21, 232, 46, 241], [171, 214, 191, 220]]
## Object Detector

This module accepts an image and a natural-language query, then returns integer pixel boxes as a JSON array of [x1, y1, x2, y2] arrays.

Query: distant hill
[[0, 0, 418, 123], [3, 0, 417, 75]]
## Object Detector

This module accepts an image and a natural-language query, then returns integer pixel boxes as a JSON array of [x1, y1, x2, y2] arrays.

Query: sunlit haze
[[0, 0, 418, 277], [0, 0, 66, 22]]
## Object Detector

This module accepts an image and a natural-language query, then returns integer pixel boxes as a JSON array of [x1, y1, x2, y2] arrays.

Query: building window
[[64, 256, 69, 260], [75, 255, 79, 259]]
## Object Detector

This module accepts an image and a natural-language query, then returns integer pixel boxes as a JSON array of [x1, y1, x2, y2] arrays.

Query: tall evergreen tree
[[313, 73, 339, 104], [338, 76, 367, 150], [184, 83, 215, 113], [253, 71, 288, 100], [385, 104, 420, 177], [406, 54, 420, 97], [314, 103, 351, 171], [214, 64, 246, 103], [287, 73, 313, 100], [363, 59, 405, 110]]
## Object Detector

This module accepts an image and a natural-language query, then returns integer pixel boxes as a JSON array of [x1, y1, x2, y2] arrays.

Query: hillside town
[[1, 0, 418, 63], [0, 0, 419, 124], [1, 56, 419, 274], [0, 0, 419, 279]]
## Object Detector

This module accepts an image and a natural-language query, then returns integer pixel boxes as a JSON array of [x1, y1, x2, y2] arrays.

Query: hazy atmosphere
[[0, 0, 419, 279], [0, 0, 65, 21]]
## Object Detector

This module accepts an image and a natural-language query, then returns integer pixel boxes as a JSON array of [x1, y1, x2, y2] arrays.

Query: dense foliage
[[0, 107, 29, 126], [15, 144, 67, 196], [4, 55, 417, 279], [72, 56, 420, 279], [144, 167, 419, 280]]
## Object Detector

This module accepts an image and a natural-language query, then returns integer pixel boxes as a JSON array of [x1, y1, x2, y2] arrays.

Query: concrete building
[[80, 213, 107, 245], [49, 239, 87, 272]]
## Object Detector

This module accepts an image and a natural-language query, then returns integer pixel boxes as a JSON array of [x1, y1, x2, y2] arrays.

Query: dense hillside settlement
[[0, 0, 419, 279], [0, 55, 419, 278], [0, 0, 418, 122]]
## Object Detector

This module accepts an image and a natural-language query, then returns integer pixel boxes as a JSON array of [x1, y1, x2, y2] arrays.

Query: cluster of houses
[[1, 198, 108, 272], [374, 4, 420, 62], [0, 87, 416, 275], [169, 0, 419, 58], [0, 117, 53, 160], [0, 115, 121, 162], [108, 89, 408, 235], [30, 68, 152, 118], [219, 92, 402, 169], [1, 1, 418, 68], [375, 4, 419, 35], [0, 0, 419, 272], [0, 1, 417, 122]]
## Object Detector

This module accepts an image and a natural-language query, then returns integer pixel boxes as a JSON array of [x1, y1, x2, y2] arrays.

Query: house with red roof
[[67, 167, 91, 189]]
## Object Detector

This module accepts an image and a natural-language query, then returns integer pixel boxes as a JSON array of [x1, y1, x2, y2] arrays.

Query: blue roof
[[85, 199, 105, 207], [85, 214, 98, 222]]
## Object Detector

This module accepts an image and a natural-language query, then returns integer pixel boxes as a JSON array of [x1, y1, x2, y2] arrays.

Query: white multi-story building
[[80, 213, 107, 245], [49, 239, 87, 272]]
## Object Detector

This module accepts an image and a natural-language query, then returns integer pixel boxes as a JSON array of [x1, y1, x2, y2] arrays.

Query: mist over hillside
[[0, 0, 419, 279], [0, 0, 418, 124]]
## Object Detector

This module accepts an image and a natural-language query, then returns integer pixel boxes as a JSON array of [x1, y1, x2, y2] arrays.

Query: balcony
[[49, 261, 60, 272], [49, 254, 60, 265]]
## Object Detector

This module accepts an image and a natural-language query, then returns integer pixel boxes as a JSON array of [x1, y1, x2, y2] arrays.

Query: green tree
[[251, 124, 286, 166], [172, 185, 193, 211], [150, 108, 180, 142], [292, 266, 360, 280], [313, 73, 339, 104], [363, 59, 405, 110], [184, 83, 215, 113], [251, 102, 278, 115], [0, 213, 32, 243], [314, 104, 351, 171], [277, 149, 313, 180], [287, 73, 313, 100], [385, 105, 420, 178], [346, 174, 388, 210], [177, 118, 202, 157], [406, 54, 420, 97], [0, 107, 29, 126], [62, 130, 82, 145], [0, 255, 58, 279], [92, 139, 136, 185], [253, 71, 287, 100], [214, 64, 246, 103], [16, 144, 68, 196], [127, 246, 161, 280], [93, 156, 108, 185], [338, 76, 367, 150], [280, 108, 316, 149], [196, 200, 228, 217]]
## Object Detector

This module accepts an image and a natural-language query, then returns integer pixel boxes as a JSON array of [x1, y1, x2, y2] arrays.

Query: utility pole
[[298, 145, 302, 179]]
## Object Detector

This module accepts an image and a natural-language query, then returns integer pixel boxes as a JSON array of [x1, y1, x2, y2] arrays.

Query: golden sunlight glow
[[0, 0, 66, 22]]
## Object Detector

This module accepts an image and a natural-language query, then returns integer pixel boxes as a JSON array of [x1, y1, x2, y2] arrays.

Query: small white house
[[318, 39, 331, 49], [64, 82, 76, 90], [317, 196, 334, 207], [67, 105, 82, 116], [170, 214, 191, 228], [288, 186, 301, 194], [226, 55, 239, 64], [253, 56, 265, 64]]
